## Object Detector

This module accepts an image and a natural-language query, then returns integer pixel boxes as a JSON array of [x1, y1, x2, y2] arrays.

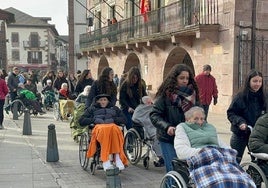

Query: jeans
[[230, 133, 249, 164], [159, 141, 177, 172], [122, 108, 133, 130]]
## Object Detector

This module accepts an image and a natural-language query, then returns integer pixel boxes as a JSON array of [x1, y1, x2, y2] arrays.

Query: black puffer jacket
[[79, 102, 126, 127], [150, 96, 185, 144], [249, 113, 268, 153], [227, 91, 266, 137]]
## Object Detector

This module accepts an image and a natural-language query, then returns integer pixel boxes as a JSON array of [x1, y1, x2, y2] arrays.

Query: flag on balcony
[[140, 0, 151, 22]]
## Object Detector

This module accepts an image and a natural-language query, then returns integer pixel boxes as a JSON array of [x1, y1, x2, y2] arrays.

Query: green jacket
[[181, 122, 219, 148], [249, 113, 268, 153], [19, 89, 36, 100]]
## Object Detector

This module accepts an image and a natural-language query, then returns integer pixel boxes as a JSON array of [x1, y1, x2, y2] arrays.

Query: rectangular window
[[27, 51, 42, 64], [11, 32, 19, 47], [12, 50, 20, 61], [30, 33, 39, 48]]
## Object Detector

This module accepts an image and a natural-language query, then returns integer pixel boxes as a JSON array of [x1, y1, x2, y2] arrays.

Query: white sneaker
[[102, 160, 113, 171], [115, 154, 125, 170]]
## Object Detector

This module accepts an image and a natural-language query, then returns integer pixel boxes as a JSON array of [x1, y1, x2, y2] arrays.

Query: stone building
[[77, 0, 268, 113], [4, 7, 59, 75]]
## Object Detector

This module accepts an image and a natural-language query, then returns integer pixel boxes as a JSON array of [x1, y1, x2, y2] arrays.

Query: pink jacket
[[0, 78, 8, 100]]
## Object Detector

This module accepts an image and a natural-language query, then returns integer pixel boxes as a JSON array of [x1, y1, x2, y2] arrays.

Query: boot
[[0, 124, 4, 130]]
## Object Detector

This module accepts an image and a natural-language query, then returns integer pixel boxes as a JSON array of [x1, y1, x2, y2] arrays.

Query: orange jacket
[[87, 123, 128, 165]]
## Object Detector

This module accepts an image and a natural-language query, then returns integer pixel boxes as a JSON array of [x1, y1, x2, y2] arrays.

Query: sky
[[1, 0, 68, 35]]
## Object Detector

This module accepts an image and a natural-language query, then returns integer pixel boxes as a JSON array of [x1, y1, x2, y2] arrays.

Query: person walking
[[195, 64, 218, 119], [119, 66, 147, 130], [7, 67, 20, 102], [227, 69, 266, 164], [86, 67, 117, 107], [0, 70, 8, 129], [53, 70, 68, 91], [75, 69, 94, 95], [150, 64, 199, 172]]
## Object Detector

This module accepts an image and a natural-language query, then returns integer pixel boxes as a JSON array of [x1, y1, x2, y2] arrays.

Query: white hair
[[184, 106, 205, 120]]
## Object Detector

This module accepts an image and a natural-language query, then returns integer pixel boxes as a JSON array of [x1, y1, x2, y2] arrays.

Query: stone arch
[[163, 47, 194, 79], [124, 53, 141, 72], [98, 55, 109, 76]]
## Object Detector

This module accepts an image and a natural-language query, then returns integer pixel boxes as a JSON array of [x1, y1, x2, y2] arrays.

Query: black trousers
[[0, 99, 5, 125], [230, 133, 249, 164]]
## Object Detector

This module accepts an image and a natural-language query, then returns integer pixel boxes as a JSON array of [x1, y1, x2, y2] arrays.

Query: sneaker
[[154, 157, 165, 167]]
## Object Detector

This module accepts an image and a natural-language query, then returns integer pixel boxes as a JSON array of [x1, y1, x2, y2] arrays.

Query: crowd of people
[[0, 64, 267, 187]]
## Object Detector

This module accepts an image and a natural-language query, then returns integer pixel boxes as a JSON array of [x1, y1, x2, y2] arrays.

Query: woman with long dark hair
[[119, 66, 147, 130], [227, 69, 267, 164], [75, 69, 94, 95], [150, 64, 199, 172], [86, 67, 117, 107]]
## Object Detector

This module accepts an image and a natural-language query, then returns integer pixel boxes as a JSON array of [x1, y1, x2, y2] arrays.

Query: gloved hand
[[213, 97, 218, 105]]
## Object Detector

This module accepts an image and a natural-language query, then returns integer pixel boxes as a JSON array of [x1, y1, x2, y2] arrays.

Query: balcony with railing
[[23, 41, 46, 49], [80, 0, 220, 52]]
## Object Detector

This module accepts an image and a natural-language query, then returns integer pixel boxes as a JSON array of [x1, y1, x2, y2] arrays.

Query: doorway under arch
[[124, 53, 141, 72], [98, 55, 109, 76], [163, 47, 194, 79]]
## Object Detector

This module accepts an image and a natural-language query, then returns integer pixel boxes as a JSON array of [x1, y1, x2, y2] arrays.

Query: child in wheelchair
[[174, 106, 255, 187], [132, 96, 164, 167], [249, 112, 268, 177], [5, 83, 46, 115], [79, 94, 128, 171], [41, 79, 56, 109]]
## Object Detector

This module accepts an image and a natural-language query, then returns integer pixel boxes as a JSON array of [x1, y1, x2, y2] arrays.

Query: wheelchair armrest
[[250, 152, 268, 160]]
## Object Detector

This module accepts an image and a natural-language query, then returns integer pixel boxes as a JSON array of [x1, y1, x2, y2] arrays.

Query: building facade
[[78, 0, 268, 113], [4, 7, 59, 75]]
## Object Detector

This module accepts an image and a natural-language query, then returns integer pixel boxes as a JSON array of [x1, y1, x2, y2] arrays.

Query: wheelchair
[[123, 122, 162, 169], [160, 158, 193, 188], [79, 124, 125, 175], [241, 152, 268, 188], [43, 91, 57, 110], [6, 97, 39, 116], [53, 94, 75, 121]]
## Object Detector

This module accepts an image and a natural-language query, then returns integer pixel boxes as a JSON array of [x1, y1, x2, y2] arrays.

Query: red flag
[[140, 0, 150, 22]]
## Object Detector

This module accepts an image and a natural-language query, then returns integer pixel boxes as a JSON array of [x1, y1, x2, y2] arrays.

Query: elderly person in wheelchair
[[249, 113, 268, 177], [173, 106, 255, 188], [79, 94, 128, 171]]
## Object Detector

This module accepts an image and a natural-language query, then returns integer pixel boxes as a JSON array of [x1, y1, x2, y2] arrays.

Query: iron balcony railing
[[23, 41, 46, 48], [80, 0, 219, 51]]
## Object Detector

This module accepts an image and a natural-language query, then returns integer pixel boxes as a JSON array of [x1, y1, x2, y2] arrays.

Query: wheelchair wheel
[[123, 128, 142, 165], [241, 162, 268, 188], [10, 99, 25, 117], [53, 102, 61, 121], [79, 132, 89, 170], [160, 171, 188, 188]]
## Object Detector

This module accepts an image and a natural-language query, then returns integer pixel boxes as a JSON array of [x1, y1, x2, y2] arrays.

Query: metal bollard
[[106, 166, 122, 188], [12, 101, 19, 120], [22, 109, 32, 135], [46, 124, 59, 162]]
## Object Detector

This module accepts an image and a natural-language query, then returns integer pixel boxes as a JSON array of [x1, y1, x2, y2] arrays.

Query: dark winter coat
[[75, 78, 94, 94], [249, 113, 268, 153], [53, 77, 68, 91], [150, 96, 185, 144], [227, 91, 266, 137], [79, 102, 126, 127], [119, 81, 147, 111], [7, 72, 19, 92]]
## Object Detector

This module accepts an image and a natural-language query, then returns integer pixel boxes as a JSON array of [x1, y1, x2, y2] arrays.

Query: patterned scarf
[[169, 84, 196, 113]]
